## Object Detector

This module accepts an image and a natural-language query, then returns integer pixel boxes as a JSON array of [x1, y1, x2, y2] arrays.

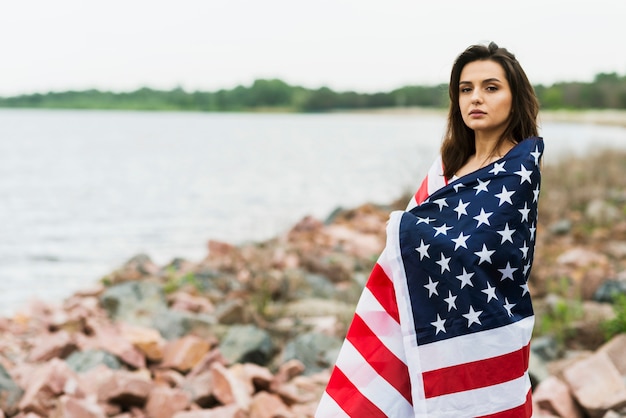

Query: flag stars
[[436, 253, 451, 273], [424, 277, 439, 297], [519, 202, 531, 222], [530, 223, 537, 241], [519, 240, 529, 259], [453, 183, 466, 193], [416, 216, 434, 225], [495, 186, 515, 206], [482, 282, 498, 302], [463, 305, 483, 327], [433, 223, 453, 237], [515, 165, 533, 184], [473, 208, 493, 228], [431, 314, 447, 335], [497, 223, 515, 244], [433, 198, 448, 211], [520, 283, 530, 297], [474, 178, 490, 195], [415, 239, 430, 260], [454, 199, 470, 219], [503, 298, 516, 317], [533, 185, 540, 203], [531, 146, 542, 166], [523, 261, 532, 277], [498, 262, 518, 281], [451, 232, 470, 250], [489, 161, 506, 175], [475, 244, 495, 265], [456, 268, 475, 289], [444, 291, 457, 311]]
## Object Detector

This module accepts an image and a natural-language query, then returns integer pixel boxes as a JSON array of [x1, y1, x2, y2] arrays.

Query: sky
[[1, 0, 625, 96]]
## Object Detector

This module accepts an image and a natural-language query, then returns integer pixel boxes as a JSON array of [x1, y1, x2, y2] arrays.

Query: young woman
[[317, 42, 543, 417]]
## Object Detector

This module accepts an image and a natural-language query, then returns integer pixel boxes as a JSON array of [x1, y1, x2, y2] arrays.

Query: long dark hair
[[440, 42, 539, 179]]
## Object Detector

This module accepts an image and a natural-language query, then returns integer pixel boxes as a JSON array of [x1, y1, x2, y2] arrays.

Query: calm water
[[1, 109, 625, 316]]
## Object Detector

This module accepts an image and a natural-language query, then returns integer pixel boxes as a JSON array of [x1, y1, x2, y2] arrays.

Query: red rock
[[145, 386, 190, 418], [51, 395, 106, 418], [533, 376, 584, 418], [563, 352, 626, 417], [162, 335, 211, 372], [97, 369, 153, 407], [249, 392, 292, 418], [120, 323, 165, 362], [210, 362, 252, 409], [18, 358, 79, 416], [28, 330, 77, 362]]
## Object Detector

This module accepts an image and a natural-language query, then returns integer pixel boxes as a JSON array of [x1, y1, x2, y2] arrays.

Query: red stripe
[[365, 263, 400, 323], [414, 176, 430, 205], [346, 314, 412, 403], [478, 389, 533, 418], [324, 367, 387, 418], [423, 343, 530, 397]]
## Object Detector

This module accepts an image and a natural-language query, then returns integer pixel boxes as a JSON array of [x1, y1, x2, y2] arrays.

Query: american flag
[[316, 137, 543, 417]]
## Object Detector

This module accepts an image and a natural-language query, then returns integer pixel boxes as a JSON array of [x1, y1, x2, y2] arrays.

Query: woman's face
[[458, 59, 513, 138]]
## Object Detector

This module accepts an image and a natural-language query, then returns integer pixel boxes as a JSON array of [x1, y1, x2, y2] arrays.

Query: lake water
[[1, 109, 625, 316]]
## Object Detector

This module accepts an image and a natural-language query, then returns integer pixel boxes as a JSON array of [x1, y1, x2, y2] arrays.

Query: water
[[1, 109, 625, 316]]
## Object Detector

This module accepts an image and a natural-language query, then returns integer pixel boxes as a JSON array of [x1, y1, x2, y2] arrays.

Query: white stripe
[[422, 374, 532, 417], [417, 315, 535, 372], [315, 392, 350, 418], [334, 341, 414, 417], [426, 156, 446, 196], [354, 287, 406, 363]]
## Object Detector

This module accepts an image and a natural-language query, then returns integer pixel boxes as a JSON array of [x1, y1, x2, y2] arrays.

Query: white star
[[489, 161, 506, 175], [454, 199, 470, 219], [433, 198, 448, 211], [436, 253, 451, 273], [424, 277, 439, 297], [519, 202, 530, 222], [530, 223, 536, 241], [415, 239, 430, 260], [498, 262, 518, 281], [444, 291, 457, 311], [473, 178, 490, 195], [473, 208, 493, 228], [520, 283, 529, 296], [533, 185, 540, 203], [475, 244, 495, 265], [433, 223, 453, 237], [431, 314, 447, 335], [482, 282, 498, 302], [497, 223, 515, 244], [416, 216, 434, 225], [453, 183, 466, 192], [531, 145, 542, 166], [503, 298, 515, 317], [451, 232, 470, 250], [523, 261, 532, 277], [495, 185, 515, 206], [463, 305, 483, 327], [456, 267, 475, 288], [519, 240, 529, 259], [515, 165, 533, 184]]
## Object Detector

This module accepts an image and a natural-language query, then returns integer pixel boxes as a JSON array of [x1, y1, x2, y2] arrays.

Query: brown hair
[[440, 42, 539, 179]]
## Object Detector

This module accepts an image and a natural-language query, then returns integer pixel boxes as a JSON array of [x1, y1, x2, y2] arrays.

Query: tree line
[[1, 73, 625, 112]]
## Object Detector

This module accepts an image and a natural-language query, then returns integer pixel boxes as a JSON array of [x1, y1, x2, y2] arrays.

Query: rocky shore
[[2, 148, 626, 417]]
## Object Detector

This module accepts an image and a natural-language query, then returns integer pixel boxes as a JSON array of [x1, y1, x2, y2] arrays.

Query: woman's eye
[[460, 87, 472, 93], [486, 86, 498, 91]]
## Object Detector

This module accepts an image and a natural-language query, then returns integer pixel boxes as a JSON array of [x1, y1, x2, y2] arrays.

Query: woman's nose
[[471, 90, 482, 104]]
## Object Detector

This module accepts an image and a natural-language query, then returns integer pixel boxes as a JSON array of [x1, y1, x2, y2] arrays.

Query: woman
[[316, 42, 543, 417]]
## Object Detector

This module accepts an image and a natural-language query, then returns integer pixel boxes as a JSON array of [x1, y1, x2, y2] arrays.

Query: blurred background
[[1, 0, 626, 316]]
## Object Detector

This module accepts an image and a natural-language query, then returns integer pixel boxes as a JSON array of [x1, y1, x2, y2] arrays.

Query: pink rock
[[533, 376, 584, 418], [182, 371, 214, 407], [242, 363, 274, 392], [18, 358, 79, 416], [162, 335, 211, 372], [27, 330, 77, 362], [563, 352, 626, 417], [249, 392, 292, 418], [272, 360, 305, 390], [120, 323, 165, 362], [173, 404, 247, 418], [598, 333, 626, 375], [169, 291, 215, 314], [188, 349, 228, 377], [97, 369, 153, 407], [145, 386, 191, 418], [210, 362, 252, 409], [51, 395, 106, 418], [82, 318, 146, 369], [153, 368, 186, 388]]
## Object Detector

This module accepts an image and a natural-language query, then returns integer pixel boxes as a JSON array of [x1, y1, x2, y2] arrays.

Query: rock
[[563, 352, 626, 417], [18, 358, 79, 416], [145, 386, 191, 418], [97, 369, 153, 407], [586, 199, 620, 224], [219, 325, 275, 365], [27, 330, 77, 362], [215, 299, 248, 325], [548, 219, 572, 235], [173, 404, 247, 418], [152, 309, 217, 341], [162, 335, 211, 373], [594, 280, 626, 303], [210, 362, 252, 410], [249, 392, 292, 418], [182, 371, 215, 407], [0, 363, 24, 416], [281, 332, 342, 376], [120, 323, 166, 362], [51, 395, 106, 418], [598, 334, 626, 375], [534, 375, 584, 418], [65, 349, 122, 373], [100, 281, 168, 327], [556, 247, 608, 268]]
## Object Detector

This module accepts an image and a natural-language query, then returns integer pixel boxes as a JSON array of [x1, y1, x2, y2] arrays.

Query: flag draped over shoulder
[[316, 137, 544, 418]]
